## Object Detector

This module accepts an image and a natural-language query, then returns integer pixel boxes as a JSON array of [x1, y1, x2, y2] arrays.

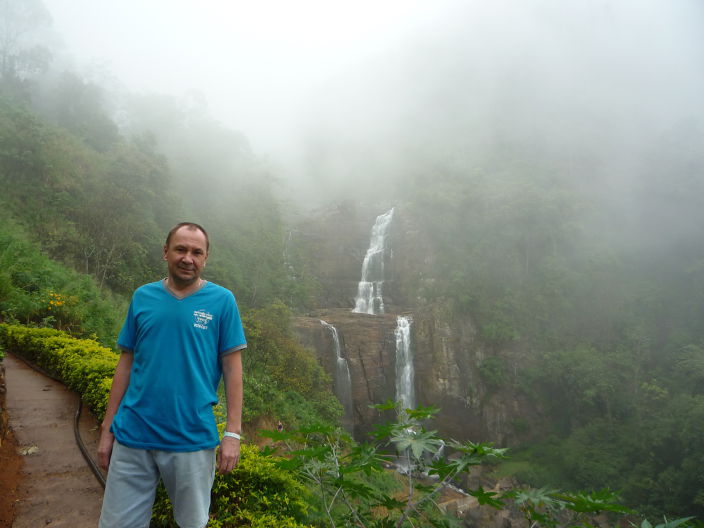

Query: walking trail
[[1, 353, 104, 527]]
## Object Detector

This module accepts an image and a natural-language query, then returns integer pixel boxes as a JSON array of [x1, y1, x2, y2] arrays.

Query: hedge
[[0, 324, 116, 419]]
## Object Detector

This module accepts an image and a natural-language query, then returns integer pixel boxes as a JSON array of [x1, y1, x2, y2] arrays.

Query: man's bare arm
[[217, 350, 243, 474], [97, 351, 133, 471]]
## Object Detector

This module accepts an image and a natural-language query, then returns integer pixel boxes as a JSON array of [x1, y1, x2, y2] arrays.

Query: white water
[[352, 208, 394, 314], [395, 315, 415, 411], [432, 439, 446, 462], [320, 320, 353, 416]]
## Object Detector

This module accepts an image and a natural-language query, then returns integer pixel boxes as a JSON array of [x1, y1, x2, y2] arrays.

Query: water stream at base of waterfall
[[320, 320, 353, 417], [395, 315, 415, 411]]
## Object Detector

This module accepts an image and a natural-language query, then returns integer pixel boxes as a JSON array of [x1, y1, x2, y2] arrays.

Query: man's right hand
[[97, 426, 115, 471]]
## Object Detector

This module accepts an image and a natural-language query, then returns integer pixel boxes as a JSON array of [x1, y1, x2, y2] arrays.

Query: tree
[[35, 71, 119, 151], [0, 0, 52, 83]]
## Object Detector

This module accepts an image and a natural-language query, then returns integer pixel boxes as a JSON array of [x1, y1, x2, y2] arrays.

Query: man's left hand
[[217, 436, 240, 474]]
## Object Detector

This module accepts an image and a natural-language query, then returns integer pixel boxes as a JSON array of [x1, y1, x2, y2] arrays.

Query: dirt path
[[1, 354, 105, 527]]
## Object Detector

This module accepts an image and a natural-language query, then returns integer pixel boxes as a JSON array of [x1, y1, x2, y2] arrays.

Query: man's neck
[[165, 276, 203, 297]]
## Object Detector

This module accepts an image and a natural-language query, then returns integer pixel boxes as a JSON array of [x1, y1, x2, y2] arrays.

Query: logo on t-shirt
[[193, 310, 213, 330]]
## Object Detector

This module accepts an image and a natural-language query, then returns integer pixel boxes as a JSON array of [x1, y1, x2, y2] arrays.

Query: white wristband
[[223, 431, 241, 440]]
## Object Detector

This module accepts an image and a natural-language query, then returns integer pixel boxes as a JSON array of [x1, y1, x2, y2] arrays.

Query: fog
[[42, 0, 457, 152], [292, 0, 704, 200], [40, 0, 704, 207]]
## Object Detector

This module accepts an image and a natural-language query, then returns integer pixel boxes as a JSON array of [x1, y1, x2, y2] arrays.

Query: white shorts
[[99, 440, 216, 528]]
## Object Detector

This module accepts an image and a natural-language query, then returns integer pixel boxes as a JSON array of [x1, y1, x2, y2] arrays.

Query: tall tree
[[0, 0, 52, 83]]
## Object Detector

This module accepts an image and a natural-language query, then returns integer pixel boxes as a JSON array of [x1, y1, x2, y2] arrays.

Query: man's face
[[163, 226, 209, 286]]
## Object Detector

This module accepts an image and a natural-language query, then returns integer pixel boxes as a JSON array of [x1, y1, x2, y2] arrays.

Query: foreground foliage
[[262, 403, 689, 528]]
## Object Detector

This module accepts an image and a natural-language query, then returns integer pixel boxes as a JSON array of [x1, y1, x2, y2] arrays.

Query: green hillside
[[2, 0, 704, 523]]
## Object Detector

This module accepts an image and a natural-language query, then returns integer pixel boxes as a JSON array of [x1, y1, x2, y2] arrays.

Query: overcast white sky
[[42, 0, 465, 155], [39, 0, 704, 196]]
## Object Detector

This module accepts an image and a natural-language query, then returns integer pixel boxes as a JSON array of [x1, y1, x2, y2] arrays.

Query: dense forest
[[1, 0, 704, 524], [397, 137, 704, 518]]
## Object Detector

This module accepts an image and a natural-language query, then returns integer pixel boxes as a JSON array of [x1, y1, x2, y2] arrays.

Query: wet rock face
[[291, 203, 387, 309], [295, 307, 509, 444], [412, 307, 488, 441], [295, 309, 400, 439], [293, 205, 536, 446]]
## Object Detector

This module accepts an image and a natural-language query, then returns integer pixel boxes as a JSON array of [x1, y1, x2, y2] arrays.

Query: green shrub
[[479, 356, 506, 389], [480, 319, 519, 346], [241, 371, 340, 431], [0, 217, 124, 343], [241, 302, 342, 427], [0, 324, 117, 420]]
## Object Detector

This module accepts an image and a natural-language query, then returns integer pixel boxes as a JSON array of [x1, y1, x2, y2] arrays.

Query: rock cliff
[[292, 204, 536, 446], [295, 309, 399, 438]]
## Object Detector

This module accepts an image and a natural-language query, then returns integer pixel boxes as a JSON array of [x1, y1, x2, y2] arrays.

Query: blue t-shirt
[[112, 280, 247, 451]]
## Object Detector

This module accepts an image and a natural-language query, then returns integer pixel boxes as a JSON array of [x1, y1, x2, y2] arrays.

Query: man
[[97, 222, 247, 528]]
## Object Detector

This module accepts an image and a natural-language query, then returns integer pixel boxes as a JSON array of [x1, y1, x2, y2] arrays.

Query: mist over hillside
[[30, 0, 704, 242], [3, 0, 704, 520], [288, 1, 704, 209]]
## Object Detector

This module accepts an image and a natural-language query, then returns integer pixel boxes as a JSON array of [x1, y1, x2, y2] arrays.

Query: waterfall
[[394, 315, 415, 411], [320, 320, 353, 418], [432, 440, 446, 462], [352, 208, 394, 314]]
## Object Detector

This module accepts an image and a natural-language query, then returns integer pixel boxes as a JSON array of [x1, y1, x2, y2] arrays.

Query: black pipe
[[74, 399, 106, 488]]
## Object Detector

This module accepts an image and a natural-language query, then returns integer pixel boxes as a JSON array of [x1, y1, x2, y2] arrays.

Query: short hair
[[165, 222, 210, 252]]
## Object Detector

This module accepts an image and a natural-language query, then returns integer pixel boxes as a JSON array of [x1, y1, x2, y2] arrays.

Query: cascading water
[[352, 208, 394, 314], [320, 320, 353, 418], [394, 315, 415, 411], [393, 315, 417, 475]]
